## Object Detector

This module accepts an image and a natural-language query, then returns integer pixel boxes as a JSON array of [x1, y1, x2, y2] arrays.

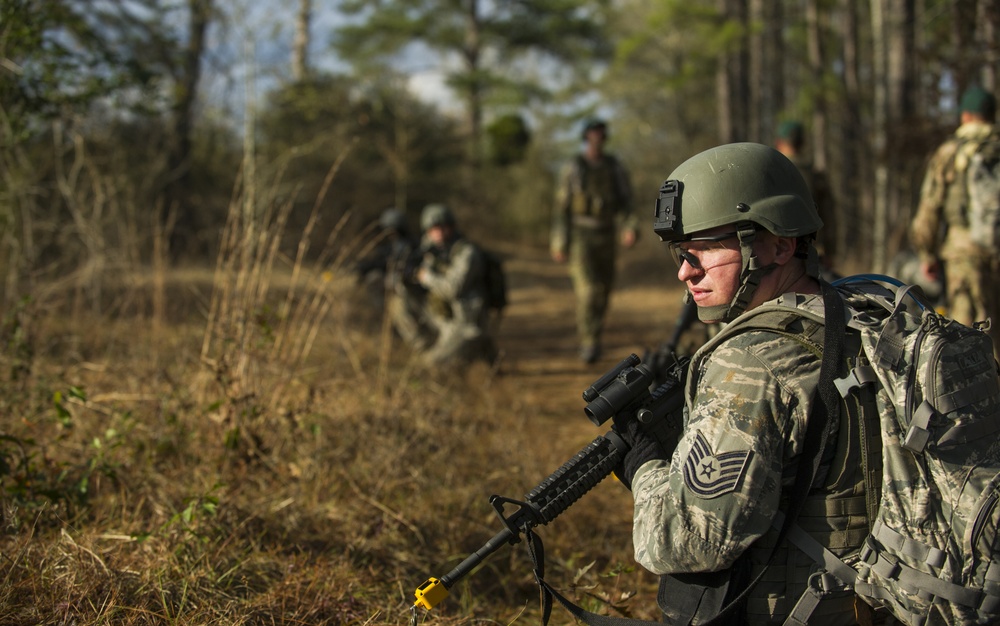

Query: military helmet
[[654, 142, 823, 324], [379, 207, 407, 231], [420, 203, 455, 231], [653, 142, 821, 243], [581, 118, 608, 139]]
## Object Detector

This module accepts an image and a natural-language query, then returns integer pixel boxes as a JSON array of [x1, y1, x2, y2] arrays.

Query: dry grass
[[0, 150, 667, 624], [0, 277, 658, 625]]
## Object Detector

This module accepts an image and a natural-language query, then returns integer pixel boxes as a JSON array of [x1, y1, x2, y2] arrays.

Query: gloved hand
[[612, 414, 669, 490]]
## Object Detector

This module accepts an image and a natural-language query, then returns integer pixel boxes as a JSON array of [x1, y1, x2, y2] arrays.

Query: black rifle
[[412, 353, 689, 612]]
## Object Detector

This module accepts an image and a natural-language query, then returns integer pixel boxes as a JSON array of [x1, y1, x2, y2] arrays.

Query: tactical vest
[[424, 238, 488, 324], [571, 154, 624, 224], [674, 294, 876, 624]]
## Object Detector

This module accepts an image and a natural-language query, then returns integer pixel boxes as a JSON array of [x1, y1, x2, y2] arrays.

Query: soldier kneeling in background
[[389, 203, 498, 367]]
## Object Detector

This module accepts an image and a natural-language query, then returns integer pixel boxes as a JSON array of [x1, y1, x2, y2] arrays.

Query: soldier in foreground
[[389, 203, 498, 366], [551, 118, 638, 364], [613, 143, 874, 624], [910, 85, 1000, 356]]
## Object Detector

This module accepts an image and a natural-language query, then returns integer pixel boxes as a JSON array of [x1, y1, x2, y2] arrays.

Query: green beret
[[960, 86, 997, 120], [776, 120, 804, 143]]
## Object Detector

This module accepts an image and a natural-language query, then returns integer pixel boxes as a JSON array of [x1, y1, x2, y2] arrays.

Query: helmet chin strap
[[695, 223, 777, 324]]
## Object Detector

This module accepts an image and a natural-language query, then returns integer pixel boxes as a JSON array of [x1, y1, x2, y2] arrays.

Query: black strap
[[529, 283, 848, 626], [526, 529, 553, 626], [539, 571, 664, 626]]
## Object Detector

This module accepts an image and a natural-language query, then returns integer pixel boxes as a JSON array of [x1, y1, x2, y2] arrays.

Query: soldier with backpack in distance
[[388, 203, 500, 367], [910, 85, 1000, 358], [551, 118, 638, 364]]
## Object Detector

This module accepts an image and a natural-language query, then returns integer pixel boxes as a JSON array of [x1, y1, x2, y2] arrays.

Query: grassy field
[[0, 222, 688, 625]]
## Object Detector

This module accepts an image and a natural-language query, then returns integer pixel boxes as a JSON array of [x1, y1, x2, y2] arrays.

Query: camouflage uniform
[[788, 155, 838, 268], [390, 234, 497, 366], [632, 293, 871, 625], [551, 153, 637, 356], [356, 234, 416, 317], [775, 121, 838, 270], [910, 120, 1000, 355]]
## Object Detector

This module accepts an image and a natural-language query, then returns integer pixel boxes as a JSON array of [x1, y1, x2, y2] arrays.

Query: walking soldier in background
[[551, 118, 638, 364], [910, 85, 1000, 357]]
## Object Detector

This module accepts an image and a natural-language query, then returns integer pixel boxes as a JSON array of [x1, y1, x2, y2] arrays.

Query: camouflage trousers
[[568, 226, 618, 350], [943, 255, 1000, 358], [388, 285, 496, 366]]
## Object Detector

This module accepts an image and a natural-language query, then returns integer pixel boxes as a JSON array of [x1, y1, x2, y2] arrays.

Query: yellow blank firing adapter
[[414, 577, 449, 610]]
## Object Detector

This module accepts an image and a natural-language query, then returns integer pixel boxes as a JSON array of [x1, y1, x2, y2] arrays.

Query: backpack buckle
[[834, 364, 878, 398], [902, 401, 936, 453]]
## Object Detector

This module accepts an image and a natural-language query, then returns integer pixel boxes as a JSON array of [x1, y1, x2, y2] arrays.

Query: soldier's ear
[[771, 235, 799, 265]]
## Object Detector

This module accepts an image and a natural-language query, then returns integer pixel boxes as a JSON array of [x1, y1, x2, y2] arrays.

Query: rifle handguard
[[412, 354, 689, 613]]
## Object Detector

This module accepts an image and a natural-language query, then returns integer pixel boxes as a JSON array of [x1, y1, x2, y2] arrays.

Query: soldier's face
[[674, 226, 743, 315], [427, 224, 451, 246]]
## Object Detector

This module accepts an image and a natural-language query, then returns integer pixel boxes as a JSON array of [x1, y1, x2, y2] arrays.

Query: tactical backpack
[[817, 276, 1000, 625], [663, 277, 1000, 625], [965, 135, 1000, 249]]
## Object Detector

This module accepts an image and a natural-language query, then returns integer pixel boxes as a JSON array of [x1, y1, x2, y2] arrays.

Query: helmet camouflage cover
[[420, 203, 456, 231], [379, 207, 407, 231]]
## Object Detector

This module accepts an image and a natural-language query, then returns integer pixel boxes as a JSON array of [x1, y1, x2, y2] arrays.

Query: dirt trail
[[490, 242, 687, 444]]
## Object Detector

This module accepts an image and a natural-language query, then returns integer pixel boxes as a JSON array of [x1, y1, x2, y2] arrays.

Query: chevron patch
[[682, 431, 754, 499]]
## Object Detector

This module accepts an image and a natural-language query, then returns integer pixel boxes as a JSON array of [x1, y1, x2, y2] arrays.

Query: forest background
[[1, 1, 998, 624]]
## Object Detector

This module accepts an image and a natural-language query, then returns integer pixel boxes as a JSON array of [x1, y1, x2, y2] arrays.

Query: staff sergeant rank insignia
[[683, 431, 753, 499]]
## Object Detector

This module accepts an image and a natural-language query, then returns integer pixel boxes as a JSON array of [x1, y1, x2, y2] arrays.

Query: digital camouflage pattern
[[390, 236, 497, 365], [632, 280, 1000, 625], [910, 120, 1000, 356], [551, 154, 637, 352], [835, 280, 1000, 625], [632, 293, 870, 625]]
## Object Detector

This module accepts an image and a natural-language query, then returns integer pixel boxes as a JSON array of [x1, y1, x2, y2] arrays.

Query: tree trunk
[[463, 0, 483, 166], [166, 0, 212, 261], [715, 0, 747, 143], [748, 0, 765, 143], [978, 0, 999, 91], [766, 0, 783, 141], [839, 0, 864, 267], [870, 0, 889, 272], [805, 0, 827, 172], [747, 0, 781, 143], [886, 0, 916, 255], [954, 0, 978, 97], [733, 0, 749, 141], [292, 0, 311, 81]]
